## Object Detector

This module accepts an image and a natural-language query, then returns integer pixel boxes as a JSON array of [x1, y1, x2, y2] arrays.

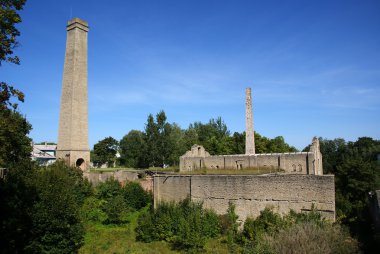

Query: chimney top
[[67, 18, 89, 32]]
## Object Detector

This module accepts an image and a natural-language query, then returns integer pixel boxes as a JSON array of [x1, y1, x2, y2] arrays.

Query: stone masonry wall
[[154, 174, 335, 222], [180, 152, 318, 174], [180, 138, 323, 175], [84, 171, 153, 192]]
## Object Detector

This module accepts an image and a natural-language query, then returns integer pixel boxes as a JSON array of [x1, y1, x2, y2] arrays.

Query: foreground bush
[[81, 179, 151, 224], [123, 181, 152, 210], [241, 208, 359, 254], [263, 222, 359, 254], [1, 160, 95, 253], [135, 198, 220, 251]]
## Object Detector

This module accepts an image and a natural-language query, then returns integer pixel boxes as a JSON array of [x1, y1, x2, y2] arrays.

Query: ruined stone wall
[[84, 171, 153, 192], [180, 139, 323, 175], [180, 152, 320, 174], [154, 174, 335, 222], [84, 171, 138, 186]]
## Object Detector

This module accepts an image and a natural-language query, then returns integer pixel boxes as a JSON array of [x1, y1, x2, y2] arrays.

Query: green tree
[[0, 161, 36, 253], [166, 123, 187, 166], [183, 128, 199, 149], [0, 0, 31, 168], [189, 117, 232, 155], [155, 110, 172, 167], [144, 113, 159, 167], [305, 137, 380, 252], [93, 136, 119, 167], [303, 137, 346, 173], [0, 163, 86, 253], [0, 109, 32, 168], [255, 132, 297, 153], [1, 0, 26, 110], [25, 162, 86, 253], [230, 131, 245, 154], [144, 111, 174, 167], [119, 130, 147, 168]]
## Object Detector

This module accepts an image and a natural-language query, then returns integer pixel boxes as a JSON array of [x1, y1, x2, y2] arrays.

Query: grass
[[177, 167, 284, 175]]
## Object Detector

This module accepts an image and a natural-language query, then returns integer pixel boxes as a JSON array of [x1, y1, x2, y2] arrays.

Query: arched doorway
[[76, 158, 85, 170]]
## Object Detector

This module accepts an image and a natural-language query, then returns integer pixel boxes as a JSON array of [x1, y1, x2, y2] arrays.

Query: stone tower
[[245, 87, 255, 154], [56, 18, 90, 170]]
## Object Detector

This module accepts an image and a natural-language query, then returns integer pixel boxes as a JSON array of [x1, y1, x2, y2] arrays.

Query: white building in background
[[31, 143, 57, 166]]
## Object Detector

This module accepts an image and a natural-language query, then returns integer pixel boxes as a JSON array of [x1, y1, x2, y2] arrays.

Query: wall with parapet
[[180, 152, 320, 174], [154, 174, 335, 222], [179, 138, 323, 175]]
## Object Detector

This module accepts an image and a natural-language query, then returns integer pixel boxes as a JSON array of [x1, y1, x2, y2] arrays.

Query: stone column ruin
[[245, 87, 255, 155]]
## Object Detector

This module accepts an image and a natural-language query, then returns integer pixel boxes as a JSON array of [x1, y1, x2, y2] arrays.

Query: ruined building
[[179, 88, 323, 175], [162, 88, 333, 221]]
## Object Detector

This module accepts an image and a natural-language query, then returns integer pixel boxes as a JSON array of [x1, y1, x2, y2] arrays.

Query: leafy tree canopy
[[93, 136, 119, 167], [119, 111, 298, 168], [119, 130, 147, 168], [304, 136, 380, 252], [1, 0, 26, 110]]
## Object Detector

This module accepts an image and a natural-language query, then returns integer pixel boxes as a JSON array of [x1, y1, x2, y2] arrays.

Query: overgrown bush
[[104, 194, 130, 224], [135, 198, 221, 251], [123, 181, 151, 210], [95, 178, 123, 200], [25, 162, 86, 253], [135, 208, 155, 242], [242, 208, 284, 243], [263, 222, 359, 254], [80, 196, 108, 223], [82, 179, 151, 225], [225, 202, 240, 253], [241, 207, 359, 254]]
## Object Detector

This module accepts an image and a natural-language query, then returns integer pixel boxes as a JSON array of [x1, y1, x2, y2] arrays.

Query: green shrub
[[242, 208, 284, 243], [93, 179, 152, 225], [25, 162, 85, 253], [153, 202, 177, 241], [202, 209, 221, 238], [80, 196, 108, 223], [135, 208, 155, 242], [284, 206, 325, 227], [123, 181, 151, 210], [263, 222, 359, 254], [95, 178, 123, 200], [135, 198, 221, 251], [224, 202, 240, 253], [103, 194, 129, 224], [241, 207, 359, 254]]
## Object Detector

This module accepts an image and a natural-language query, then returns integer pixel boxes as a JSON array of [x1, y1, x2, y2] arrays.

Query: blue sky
[[1, 0, 379, 150]]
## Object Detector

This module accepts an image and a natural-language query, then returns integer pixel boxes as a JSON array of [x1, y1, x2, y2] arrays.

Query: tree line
[[92, 110, 298, 168]]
